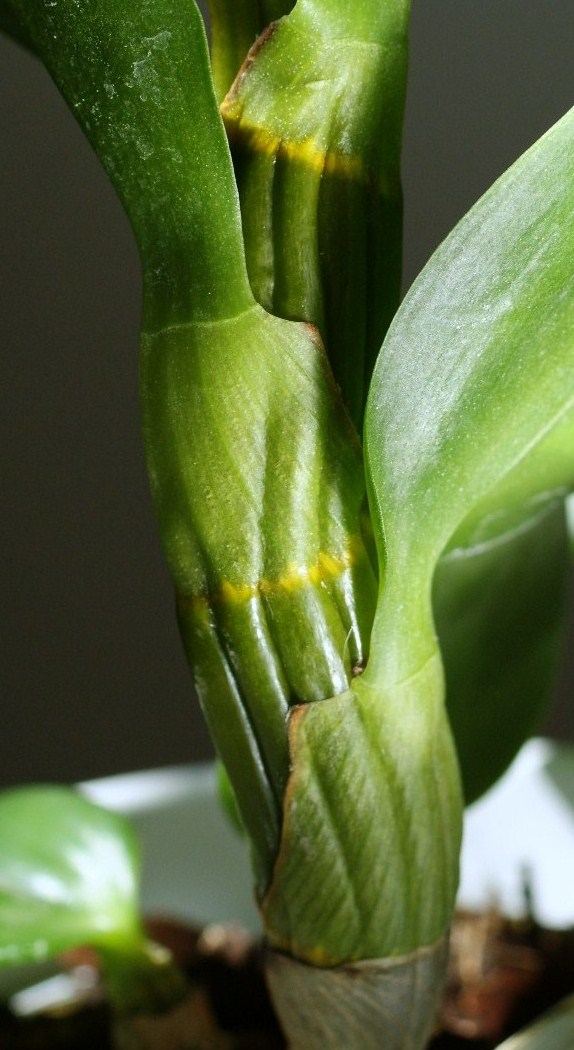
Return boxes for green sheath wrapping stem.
[218,0,573,814]
[141,305,378,887]
[222,0,410,429]
[261,657,461,965]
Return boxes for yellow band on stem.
[178,536,364,611]
[222,116,389,190]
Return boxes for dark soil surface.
[1,911,573,1049]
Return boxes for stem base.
[265,937,448,1050]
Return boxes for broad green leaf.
[222,0,409,427]
[496,996,574,1050]
[9,0,253,331]
[364,105,574,707]
[0,787,188,1015]
[0,786,142,967]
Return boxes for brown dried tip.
[222,22,279,111]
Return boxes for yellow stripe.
[179,536,363,611]
[223,114,373,186]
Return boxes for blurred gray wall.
[1,1,573,786]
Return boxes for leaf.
[364,105,574,768]
[436,501,570,802]
[0,785,143,968]
[495,996,574,1049]
[9,0,253,330]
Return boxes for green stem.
[292,0,408,43]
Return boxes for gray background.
[1,1,573,786]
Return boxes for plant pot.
[2,738,574,1048]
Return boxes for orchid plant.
[1,1,573,1048]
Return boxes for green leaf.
[496,996,574,1050]
[0,787,188,1015]
[0,786,143,968]
[436,501,570,802]
[364,99,574,799]
[222,0,410,428]
[9,0,253,330]
[364,105,574,760]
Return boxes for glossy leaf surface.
[0,786,142,967]
[364,106,574,767]
[9,0,253,330]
